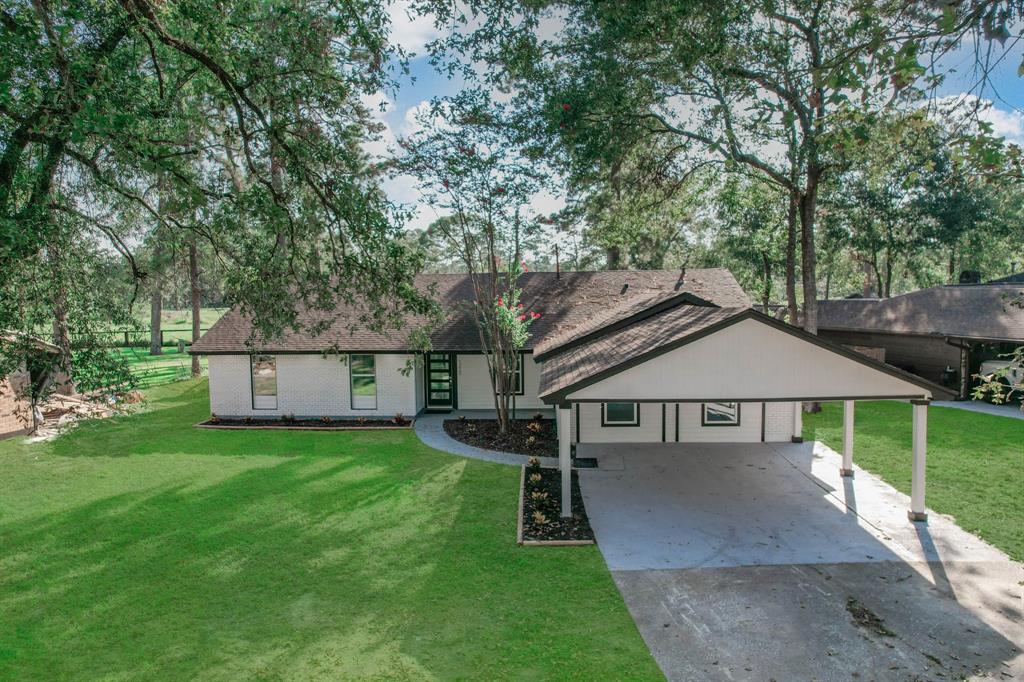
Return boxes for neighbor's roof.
[988,272,1024,284]
[190,269,750,354]
[817,284,1024,342]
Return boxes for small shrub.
[356,416,369,425]
[243,416,254,424]
[391,413,407,425]
[528,473,542,484]
[457,414,467,421]
[526,436,536,446]
[321,416,332,424]
[526,456,540,469]
[208,413,220,424]
[526,421,542,433]
[281,413,296,423]
[532,510,548,525]
[532,412,544,422]
[466,423,477,433]
[530,490,549,501]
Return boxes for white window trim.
[602,402,639,426]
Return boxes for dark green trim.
[424,352,457,410]
[661,403,666,441]
[533,292,717,361]
[574,404,580,444]
[760,402,766,442]
[540,309,954,404]
[600,402,640,427]
[674,403,679,442]
[910,398,932,406]
[701,402,741,427]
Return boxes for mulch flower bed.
[443,416,557,457]
[518,462,594,545]
[197,416,413,430]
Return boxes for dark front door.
[425,353,456,410]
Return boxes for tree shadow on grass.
[1,410,482,678]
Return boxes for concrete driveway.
[578,442,1024,681]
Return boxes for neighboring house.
[817,279,1024,399]
[193,268,952,521]
[0,335,60,439]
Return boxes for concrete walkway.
[933,399,1024,420]
[577,441,1024,681]
[413,410,558,467]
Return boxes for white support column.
[791,401,803,443]
[909,399,929,522]
[841,400,855,477]
[558,405,572,518]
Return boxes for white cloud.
[935,94,1024,144]
[387,1,443,56]
[979,104,1024,142]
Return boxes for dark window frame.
[349,353,377,411]
[250,354,278,410]
[601,402,640,427]
[701,402,741,427]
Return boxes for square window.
[602,402,639,426]
[702,402,740,426]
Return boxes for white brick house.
[192,269,951,520]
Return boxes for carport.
[535,308,951,521]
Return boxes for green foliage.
[70,345,137,396]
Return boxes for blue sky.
[374,4,1022,231]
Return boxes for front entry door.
[425,353,456,410]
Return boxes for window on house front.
[494,354,525,396]
[350,354,377,410]
[602,402,639,426]
[702,402,740,426]
[251,355,277,410]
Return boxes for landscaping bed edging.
[517,463,595,546]
[196,419,414,431]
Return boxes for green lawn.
[805,401,1024,561]
[0,379,659,680]
[115,347,207,389]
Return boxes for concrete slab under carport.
[578,441,1007,570]
[577,442,1023,681]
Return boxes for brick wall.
[207,353,419,419]
[0,369,30,438]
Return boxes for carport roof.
[537,307,953,402]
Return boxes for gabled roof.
[537,308,953,402]
[817,284,1024,342]
[190,269,750,354]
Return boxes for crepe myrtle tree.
[397,90,546,432]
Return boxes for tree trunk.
[49,232,74,395]
[150,240,163,356]
[189,239,202,377]
[785,190,798,324]
[799,180,820,336]
[606,244,622,270]
[761,252,772,311]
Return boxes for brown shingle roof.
[190,269,750,354]
[537,305,743,398]
[817,284,1024,342]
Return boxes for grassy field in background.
[0,379,658,680]
[115,348,207,389]
[805,400,1024,561]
